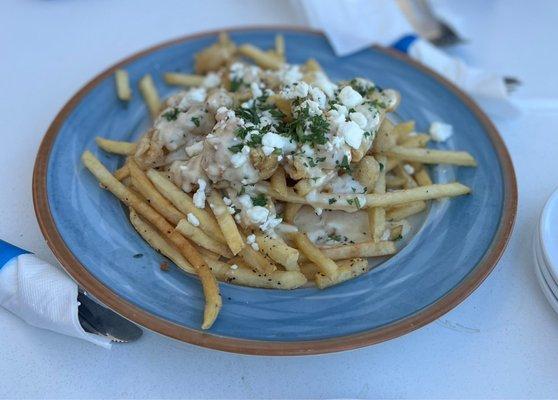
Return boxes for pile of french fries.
[86,33,477,329]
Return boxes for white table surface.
[1,0,557,398]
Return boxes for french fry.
[305,240,396,260]
[393,164,418,189]
[255,234,299,271]
[270,166,287,197]
[208,259,306,289]
[315,258,371,289]
[393,121,415,142]
[372,119,396,153]
[238,243,277,273]
[130,212,305,289]
[259,182,470,211]
[115,69,131,101]
[128,160,185,225]
[95,137,137,155]
[385,146,477,167]
[197,246,221,261]
[146,169,225,243]
[353,155,380,190]
[175,219,233,258]
[238,44,283,69]
[163,72,204,87]
[207,190,245,255]
[385,158,399,172]
[386,201,427,221]
[414,168,433,186]
[82,151,221,329]
[289,232,338,278]
[386,175,406,188]
[139,74,161,119]
[368,155,386,242]
[400,134,431,148]
[275,34,285,58]
[284,202,302,224]
[114,164,130,181]
[129,209,196,274]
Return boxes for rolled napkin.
[293,0,517,118]
[0,240,112,348]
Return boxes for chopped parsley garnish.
[246,133,262,147]
[162,108,179,121]
[235,103,260,125]
[230,78,243,92]
[228,144,244,154]
[379,162,385,172]
[328,198,337,205]
[273,148,282,155]
[235,126,249,140]
[350,79,376,97]
[251,193,267,207]
[338,155,351,173]
[191,116,200,127]
[307,156,325,167]
[370,99,387,109]
[354,197,361,209]
[363,131,371,138]
[277,105,329,146]
[328,234,342,242]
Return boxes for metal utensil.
[78,291,143,343]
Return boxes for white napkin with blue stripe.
[292,0,516,118]
[0,241,112,348]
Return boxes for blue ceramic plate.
[33,28,517,355]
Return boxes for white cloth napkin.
[292,0,517,118]
[0,253,112,348]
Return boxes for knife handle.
[0,239,30,269]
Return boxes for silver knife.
[78,290,143,343]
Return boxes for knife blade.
[78,291,143,343]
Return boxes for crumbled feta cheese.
[313,71,337,98]
[299,99,322,116]
[309,86,327,108]
[187,213,200,226]
[260,215,282,233]
[349,112,367,129]
[223,197,232,206]
[238,194,253,209]
[380,228,391,241]
[184,141,204,157]
[202,72,221,88]
[430,121,453,142]
[246,234,256,244]
[332,136,345,148]
[230,264,239,270]
[234,213,242,223]
[403,164,415,175]
[338,120,364,149]
[215,107,235,122]
[178,87,207,109]
[250,82,263,98]
[315,208,323,216]
[262,146,275,156]
[338,86,363,107]
[230,146,250,168]
[193,179,207,209]
[261,132,296,153]
[227,206,235,214]
[281,81,309,99]
[301,143,315,157]
[276,65,303,85]
[247,206,269,224]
